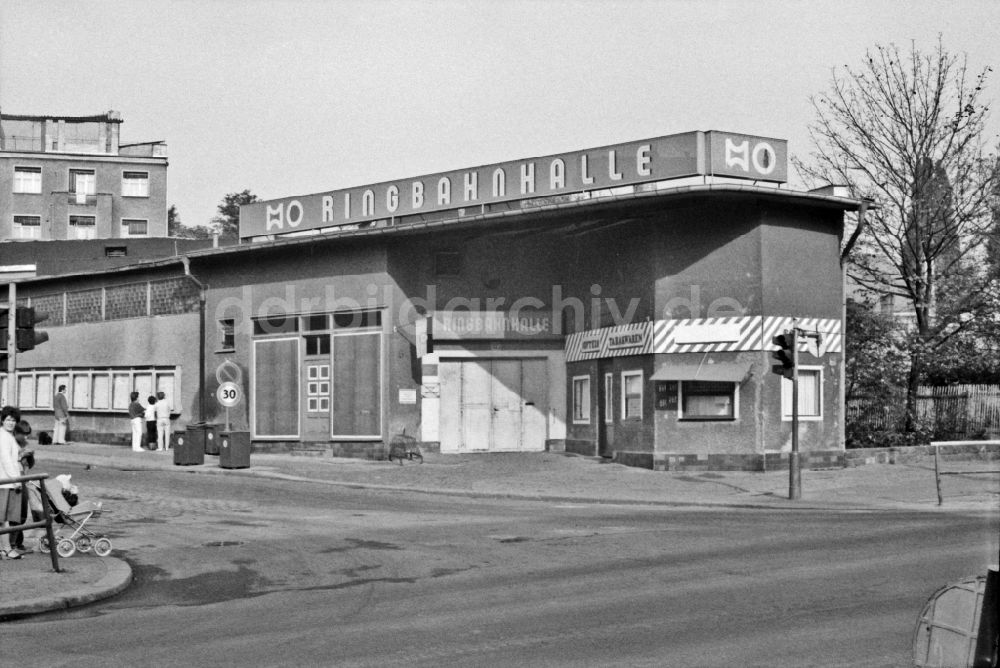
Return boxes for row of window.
[216,311,384,352]
[11,215,148,239]
[572,368,823,423]
[2,368,178,413]
[12,166,149,197]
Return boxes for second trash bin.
[219,431,251,469]
[187,423,220,455]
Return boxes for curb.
[0,558,133,620]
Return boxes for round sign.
[216,381,241,407]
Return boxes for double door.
[440,358,547,452]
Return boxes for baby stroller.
[27,475,113,558]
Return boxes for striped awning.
[650,361,752,382]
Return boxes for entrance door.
[597,361,614,457]
[302,361,331,440]
[440,358,549,452]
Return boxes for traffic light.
[14,306,48,352]
[771,329,796,379]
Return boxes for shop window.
[572,375,591,424]
[14,215,41,239]
[680,381,736,420]
[121,171,149,197]
[434,251,461,277]
[13,166,41,193]
[122,218,148,237]
[621,371,643,419]
[219,319,235,351]
[781,367,822,420]
[253,314,298,335]
[604,373,614,424]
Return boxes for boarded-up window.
[332,331,380,438]
[254,337,299,437]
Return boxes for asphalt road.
[6,461,997,667]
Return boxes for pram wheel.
[38,535,52,554]
[56,538,77,558]
[75,536,92,553]
[94,538,112,557]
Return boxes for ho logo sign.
[266,199,304,231]
[724,138,777,176]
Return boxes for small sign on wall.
[398,389,417,405]
[655,381,678,410]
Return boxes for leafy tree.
[796,39,1000,430]
[211,190,258,242]
[167,204,214,240]
[844,298,908,402]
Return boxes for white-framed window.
[603,373,613,424]
[34,375,52,409]
[621,370,643,420]
[781,367,823,420]
[13,215,41,239]
[572,375,591,424]
[70,215,96,239]
[15,368,179,412]
[680,381,737,420]
[13,166,41,194]
[122,218,148,237]
[69,169,96,194]
[121,171,149,197]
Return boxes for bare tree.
[795,38,1000,431]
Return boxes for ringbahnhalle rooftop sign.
[241,130,787,239]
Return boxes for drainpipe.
[181,256,207,423]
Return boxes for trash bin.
[186,422,220,455]
[219,431,251,469]
[172,431,204,466]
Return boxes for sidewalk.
[3,441,997,621]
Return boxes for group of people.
[0,405,37,559]
[129,391,171,452]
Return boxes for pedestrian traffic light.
[15,306,48,352]
[771,330,796,379]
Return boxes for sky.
[1,0,998,229]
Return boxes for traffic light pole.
[788,325,801,500]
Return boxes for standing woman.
[128,392,145,453]
[0,406,24,559]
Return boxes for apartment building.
[0,111,168,242]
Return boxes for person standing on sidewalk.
[155,391,171,451]
[144,395,158,450]
[128,392,145,452]
[0,406,24,559]
[53,384,69,444]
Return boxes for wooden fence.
[847,385,1000,440]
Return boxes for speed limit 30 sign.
[216,381,241,407]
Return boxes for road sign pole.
[789,321,801,500]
